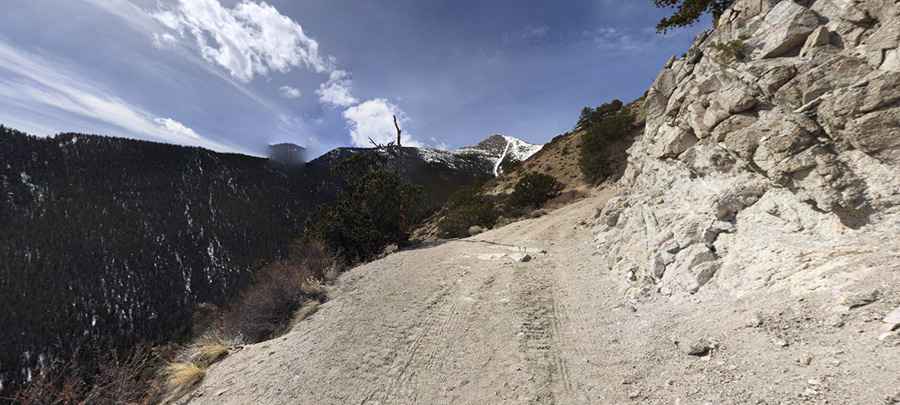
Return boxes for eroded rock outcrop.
[594,0,900,298]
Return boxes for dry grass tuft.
[163,362,205,395]
[300,277,326,297]
[290,300,321,328]
[191,343,229,368]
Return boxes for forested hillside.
[0,125,497,392]
[0,126,317,389]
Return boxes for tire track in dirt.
[513,260,572,405]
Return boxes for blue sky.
[0,0,705,157]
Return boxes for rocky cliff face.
[594,0,900,297]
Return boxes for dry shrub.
[190,344,229,369]
[162,362,204,398]
[300,277,326,297]
[11,346,163,405]
[323,265,340,283]
[289,239,335,277]
[289,300,322,329]
[223,240,335,343]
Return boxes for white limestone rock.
[754,1,822,59]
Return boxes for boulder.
[759,64,798,96]
[468,225,485,236]
[508,252,532,263]
[681,337,713,356]
[686,102,712,138]
[865,21,900,72]
[661,244,720,294]
[754,1,822,59]
[382,244,399,255]
[845,108,900,163]
[702,87,759,131]
[841,289,880,308]
[711,114,756,142]
[653,123,698,158]
[751,112,820,173]
[799,26,832,57]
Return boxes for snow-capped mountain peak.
[458,134,543,176]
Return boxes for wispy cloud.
[278,85,302,99]
[0,40,239,153]
[582,25,698,53]
[82,0,292,118]
[583,27,646,52]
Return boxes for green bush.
[508,172,562,210]
[710,39,747,64]
[308,153,424,263]
[578,101,633,184]
[438,186,500,238]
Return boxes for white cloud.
[153,0,329,82]
[343,99,421,147]
[0,40,239,153]
[152,32,178,49]
[154,117,202,140]
[316,69,358,107]
[278,85,302,99]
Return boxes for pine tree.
[577,107,593,130]
[653,0,734,33]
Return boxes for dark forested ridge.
[0,126,316,389]
[0,126,492,391]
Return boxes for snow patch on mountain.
[447,134,543,177]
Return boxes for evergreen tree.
[577,107,593,130]
[653,0,734,33]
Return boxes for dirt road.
[185,191,900,404]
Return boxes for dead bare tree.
[366,115,405,171]
[393,115,402,148]
[367,115,403,150]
